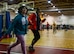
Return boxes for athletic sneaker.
[29,46,35,51]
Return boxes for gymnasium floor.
[0,29,74,54]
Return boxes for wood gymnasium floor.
[0,29,74,54]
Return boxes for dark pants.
[31,29,40,47]
[7,35,26,54]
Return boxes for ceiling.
[0,0,74,15]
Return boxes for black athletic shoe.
[29,46,35,52]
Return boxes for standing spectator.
[46,22,50,31]
[52,21,57,34]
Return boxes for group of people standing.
[0,5,57,54]
[0,6,42,54]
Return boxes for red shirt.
[47,23,49,27]
[28,13,37,30]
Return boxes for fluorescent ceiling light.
[41,12,44,14]
[48,0,51,3]
[53,6,56,8]
[48,1,51,3]
[22,4,26,6]
[31,8,34,10]
[58,11,61,13]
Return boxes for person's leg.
[53,28,55,34]
[30,30,40,48]
[7,37,20,54]
[17,35,26,54]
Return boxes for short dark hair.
[18,6,28,14]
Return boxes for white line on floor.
[0,51,22,54]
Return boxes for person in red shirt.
[46,22,50,31]
[28,13,37,30]
[28,12,40,51]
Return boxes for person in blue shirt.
[4,6,28,54]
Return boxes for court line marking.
[0,43,74,51]
[34,46,74,51]
[0,51,22,54]
[0,46,74,54]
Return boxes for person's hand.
[41,18,46,23]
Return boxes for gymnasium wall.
[9,11,74,25]
[42,15,74,25]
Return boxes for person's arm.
[28,14,34,25]
[5,16,18,34]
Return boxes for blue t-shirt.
[6,13,28,35]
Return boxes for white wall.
[42,16,54,25]
[10,11,74,25]
[43,14,74,25]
